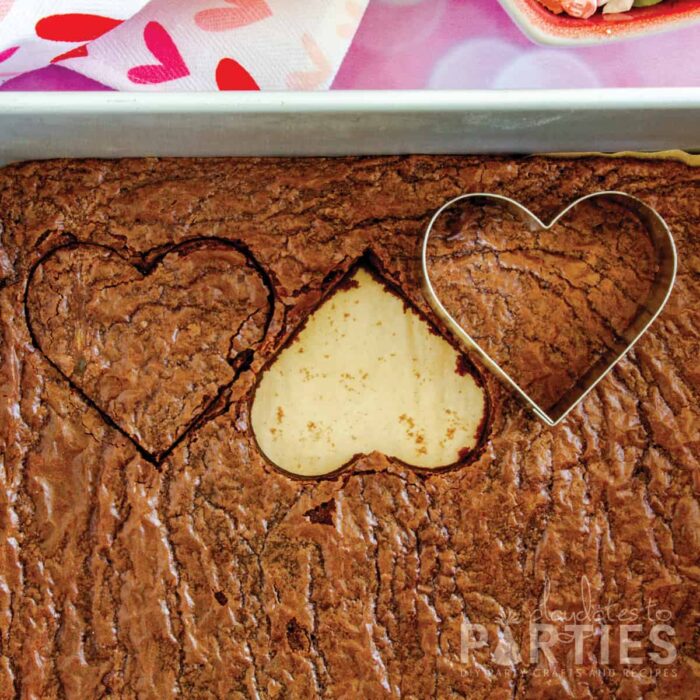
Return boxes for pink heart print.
[195,0,272,32]
[0,45,18,63]
[128,21,189,84]
[0,0,14,23]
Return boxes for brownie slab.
[0,156,698,699]
[424,194,659,412]
[26,239,271,462]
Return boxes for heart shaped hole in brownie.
[251,259,489,479]
[423,195,662,418]
[26,238,272,463]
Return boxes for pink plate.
[498,0,700,44]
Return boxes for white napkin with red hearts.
[0,0,369,89]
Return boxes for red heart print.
[51,44,88,64]
[36,14,122,42]
[128,22,189,85]
[0,46,18,63]
[195,0,271,32]
[216,58,259,90]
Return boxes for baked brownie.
[425,194,659,412]
[0,156,698,699]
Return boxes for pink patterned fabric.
[0,0,369,89]
[1,0,699,90]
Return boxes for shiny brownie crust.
[0,156,698,699]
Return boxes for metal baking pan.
[0,89,699,164]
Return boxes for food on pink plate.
[537,0,664,18]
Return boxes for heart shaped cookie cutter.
[421,192,677,426]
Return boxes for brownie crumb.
[304,499,336,526]
[455,354,473,377]
[286,619,310,652]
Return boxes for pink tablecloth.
[2,0,700,90]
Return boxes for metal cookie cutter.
[421,191,677,426]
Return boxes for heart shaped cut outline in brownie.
[25,237,274,465]
[421,191,677,426]
[249,252,492,481]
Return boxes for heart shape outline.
[35,13,122,42]
[24,237,274,466]
[215,57,259,90]
[128,21,189,85]
[0,45,18,63]
[421,191,677,426]
[194,0,272,32]
[249,252,492,481]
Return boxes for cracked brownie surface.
[25,240,272,462]
[425,195,659,412]
[0,156,698,699]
